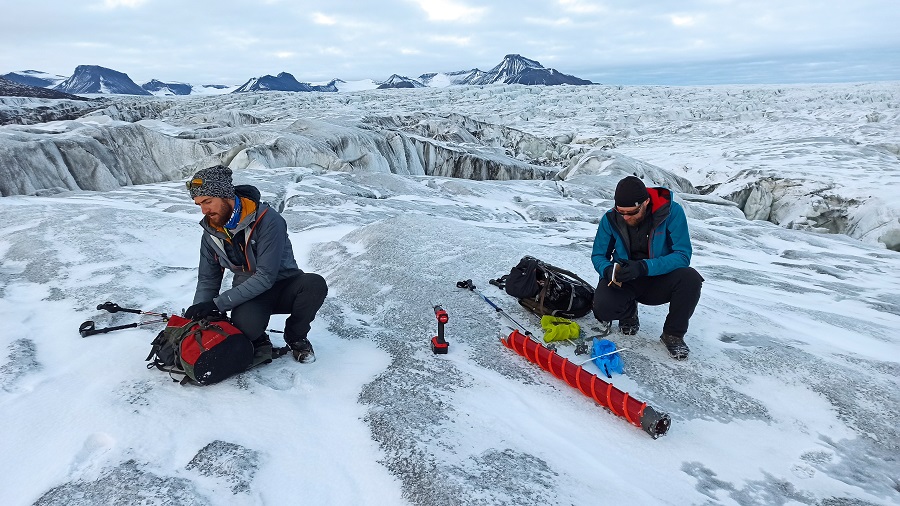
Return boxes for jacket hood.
[647,187,672,228]
[235,184,261,203]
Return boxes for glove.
[184,300,219,320]
[616,260,648,283]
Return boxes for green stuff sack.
[541,315,580,343]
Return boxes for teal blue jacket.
[591,187,692,278]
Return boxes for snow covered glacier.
[1,82,898,250]
[1,83,899,505]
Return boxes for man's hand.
[184,300,219,320]
[616,260,648,283]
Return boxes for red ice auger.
[457,279,671,439]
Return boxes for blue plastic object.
[592,338,624,378]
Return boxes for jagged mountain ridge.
[233,72,339,93]
[6,53,591,97]
[466,54,593,85]
[1,70,66,88]
[141,79,193,96]
[54,65,150,96]
[419,69,486,86]
[234,72,313,93]
[0,77,88,100]
[377,74,425,89]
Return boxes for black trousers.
[231,272,328,344]
[592,267,703,338]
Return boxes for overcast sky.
[2,0,899,85]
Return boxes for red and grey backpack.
[146,315,255,385]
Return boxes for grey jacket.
[193,185,301,311]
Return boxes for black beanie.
[187,165,235,199]
[614,176,649,208]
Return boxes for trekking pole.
[456,279,538,341]
[79,317,169,337]
[96,301,169,319]
[576,347,629,366]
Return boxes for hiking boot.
[289,337,316,364]
[251,334,274,361]
[592,321,613,338]
[660,333,690,360]
[251,334,273,350]
[619,313,640,335]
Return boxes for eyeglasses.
[616,202,645,216]
[185,178,203,190]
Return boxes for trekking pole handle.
[457,279,536,338]
[96,301,168,318]
[79,317,169,337]
[97,302,141,314]
[80,321,139,337]
[457,279,503,309]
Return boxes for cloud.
[429,35,472,46]
[312,12,337,25]
[317,46,347,57]
[274,51,295,59]
[102,0,148,8]
[307,11,381,33]
[524,16,573,27]
[206,29,261,50]
[669,14,697,27]
[409,0,487,22]
[71,41,110,49]
[557,0,606,14]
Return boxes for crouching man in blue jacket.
[184,165,328,363]
[591,176,703,360]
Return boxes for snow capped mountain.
[376,74,425,89]
[333,79,378,92]
[233,72,339,93]
[416,55,591,87]
[419,69,486,87]
[199,84,232,90]
[53,65,150,96]
[0,77,88,100]
[11,54,589,97]
[233,72,313,93]
[140,80,239,96]
[141,79,193,96]
[468,54,593,86]
[188,84,241,96]
[0,70,66,88]
[309,78,340,93]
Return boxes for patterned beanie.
[187,165,235,199]
[614,176,649,208]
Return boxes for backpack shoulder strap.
[541,260,593,287]
[489,275,508,289]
